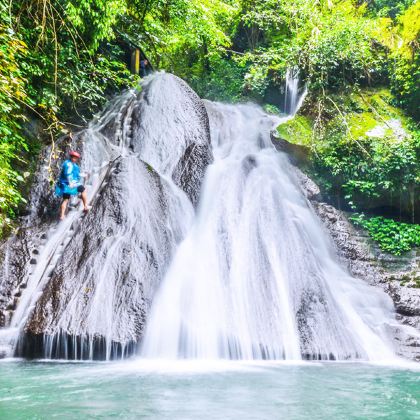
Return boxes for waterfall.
[141,102,397,361]
[0,72,403,361]
[284,68,306,116]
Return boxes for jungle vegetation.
[0,0,419,252]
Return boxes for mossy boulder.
[340,88,413,141]
[277,88,414,146]
[276,115,313,147]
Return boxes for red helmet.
[69,150,81,158]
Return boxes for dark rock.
[15,331,137,360]
[17,157,182,359]
[293,168,322,201]
[130,74,212,206]
[173,143,212,206]
[6,300,17,311]
[388,281,420,317]
[272,133,310,168]
[0,131,86,328]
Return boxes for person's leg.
[59,198,69,220]
[81,190,89,211]
[78,186,89,212]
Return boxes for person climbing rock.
[56,150,89,220]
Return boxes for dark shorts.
[63,185,85,200]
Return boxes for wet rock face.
[272,135,310,169]
[1,73,213,359]
[293,166,420,361]
[169,77,212,205]
[388,282,420,338]
[0,134,85,328]
[19,157,181,359]
[0,233,31,327]
[172,143,212,206]
[131,74,212,206]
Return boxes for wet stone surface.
[293,166,420,361]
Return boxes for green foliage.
[368,0,415,18]
[351,214,420,255]
[66,0,127,50]
[278,87,419,237]
[290,1,386,91]
[190,56,246,102]
[310,90,419,215]
[0,10,29,234]
[14,1,134,124]
[388,2,420,119]
[0,0,138,234]
[315,130,418,206]
[126,0,235,81]
[263,104,281,115]
[219,0,391,100]
[182,0,420,118]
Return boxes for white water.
[0,72,405,362]
[0,93,137,357]
[1,74,208,359]
[141,100,397,361]
[284,68,306,116]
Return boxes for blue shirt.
[59,159,81,186]
[55,159,81,196]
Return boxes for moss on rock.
[277,88,415,147]
[347,112,378,139]
[340,88,413,140]
[276,115,313,146]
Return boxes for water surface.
[1,360,419,419]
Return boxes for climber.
[56,150,89,220]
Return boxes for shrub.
[351,214,420,255]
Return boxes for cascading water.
[141,101,398,361]
[284,68,306,116]
[0,73,211,359]
[0,71,410,362]
[0,95,128,357]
